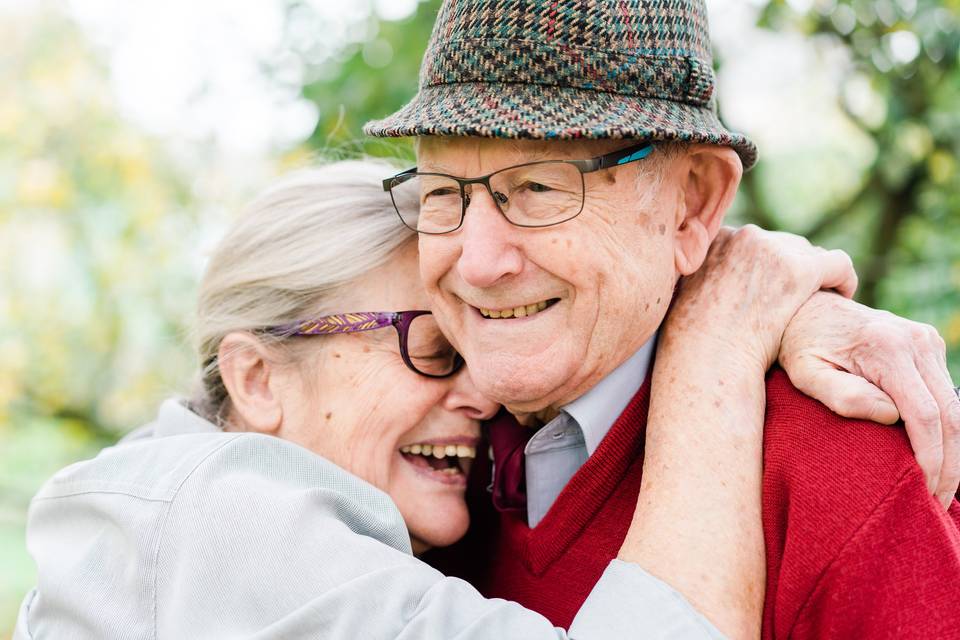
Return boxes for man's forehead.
[416,136,625,172]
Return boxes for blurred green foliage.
[0,8,199,635]
[739,0,960,359]
[1,0,958,636]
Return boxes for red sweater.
[433,368,960,638]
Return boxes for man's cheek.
[418,238,452,286]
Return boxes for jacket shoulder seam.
[151,434,245,640]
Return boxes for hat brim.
[364,82,757,170]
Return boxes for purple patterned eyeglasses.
[263,310,464,379]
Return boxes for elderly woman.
[13,160,952,639]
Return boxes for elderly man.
[366,1,960,637]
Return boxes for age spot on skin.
[334,353,342,359]
[325,412,332,420]
[658,224,666,236]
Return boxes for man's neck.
[508,334,658,437]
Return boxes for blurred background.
[0,0,958,634]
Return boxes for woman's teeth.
[400,443,477,459]
[479,299,549,319]
[400,443,476,477]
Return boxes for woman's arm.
[149,434,719,640]
[18,431,721,639]
[618,226,859,639]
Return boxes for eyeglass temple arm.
[383,170,419,191]
[267,312,399,336]
[580,142,656,172]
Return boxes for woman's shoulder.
[33,398,407,544]
[19,406,420,639]
[37,411,405,539]
[35,433,235,502]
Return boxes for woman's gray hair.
[191,159,416,423]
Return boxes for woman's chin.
[401,501,470,551]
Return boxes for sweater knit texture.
[431,368,960,639]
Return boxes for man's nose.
[456,186,524,288]
[443,365,500,421]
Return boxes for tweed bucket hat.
[364,0,758,169]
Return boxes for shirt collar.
[562,333,657,455]
[154,398,220,437]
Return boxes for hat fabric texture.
[364,0,757,169]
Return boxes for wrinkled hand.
[780,292,960,509]
[667,225,858,375]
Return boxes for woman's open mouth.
[399,441,477,486]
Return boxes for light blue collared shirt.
[525,335,657,527]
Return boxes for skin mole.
[782,277,797,296]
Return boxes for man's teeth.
[399,443,477,459]
[479,300,549,319]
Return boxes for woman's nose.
[442,365,500,420]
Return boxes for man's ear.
[673,145,743,275]
[217,332,283,434]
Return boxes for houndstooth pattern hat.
[364,0,758,169]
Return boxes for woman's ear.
[217,332,283,434]
[673,144,743,275]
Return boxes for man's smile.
[477,298,560,319]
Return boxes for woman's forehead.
[333,241,430,311]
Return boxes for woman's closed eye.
[410,350,455,362]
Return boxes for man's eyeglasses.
[382,141,655,235]
[262,310,463,378]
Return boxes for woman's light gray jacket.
[14,399,724,639]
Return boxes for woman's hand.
[780,292,960,508]
[664,224,858,377]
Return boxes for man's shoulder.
[760,366,936,582]
[762,366,918,501]
[760,368,960,638]
[759,366,929,571]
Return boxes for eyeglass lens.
[392,161,585,233]
[403,313,460,376]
